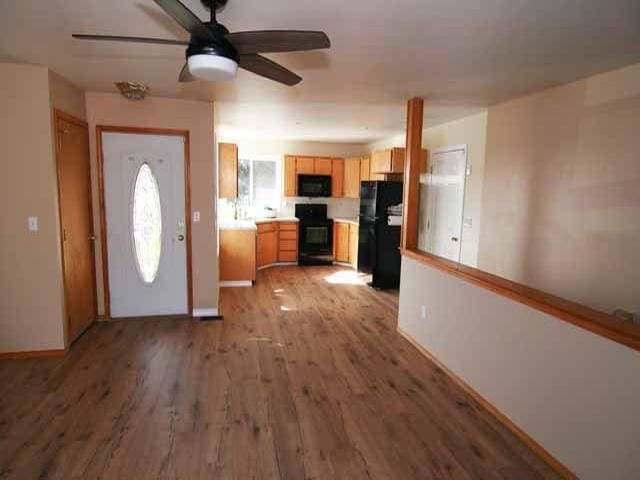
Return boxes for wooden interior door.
[55,111,96,343]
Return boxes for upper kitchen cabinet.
[370,147,429,174]
[296,156,315,174]
[314,157,333,175]
[218,143,238,199]
[360,156,371,181]
[331,158,344,197]
[283,155,346,197]
[284,155,297,197]
[344,157,361,198]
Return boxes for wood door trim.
[401,247,640,351]
[54,109,97,346]
[96,125,193,318]
[397,327,577,479]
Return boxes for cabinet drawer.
[257,222,277,233]
[279,230,297,240]
[278,250,298,262]
[279,239,297,251]
[279,222,297,231]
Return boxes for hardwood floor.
[0,266,560,479]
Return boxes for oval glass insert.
[132,163,162,284]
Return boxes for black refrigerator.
[358,181,403,289]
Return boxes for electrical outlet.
[421,305,427,320]
[28,216,38,232]
[193,211,200,223]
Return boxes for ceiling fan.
[73,0,330,86]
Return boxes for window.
[132,163,162,284]
[236,156,281,218]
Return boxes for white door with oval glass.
[102,132,188,317]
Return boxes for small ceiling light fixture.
[115,82,150,100]
[187,53,238,82]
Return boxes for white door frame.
[97,125,192,319]
[425,144,468,262]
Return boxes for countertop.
[333,217,359,226]
[219,217,299,231]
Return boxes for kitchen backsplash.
[279,197,360,219]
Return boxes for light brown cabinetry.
[334,220,359,269]
[218,143,238,199]
[257,222,278,267]
[360,156,371,181]
[296,156,315,174]
[284,155,297,197]
[278,222,298,262]
[220,229,256,281]
[331,158,344,197]
[370,147,429,175]
[314,157,333,175]
[257,221,299,267]
[283,155,346,197]
[334,222,350,263]
[343,157,361,198]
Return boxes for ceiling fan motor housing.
[186,34,239,81]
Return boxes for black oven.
[295,204,333,265]
[298,175,331,197]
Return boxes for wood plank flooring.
[0,266,561,479]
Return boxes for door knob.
[451,237,459,242]
[177,234,185,242]
[88,234,96,241]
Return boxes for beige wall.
[368,112,488,266]
[398,256,640,479]
[85,92,217,315]
[48,70,86,121]
[0,63,66,352]
[479,63,640,314]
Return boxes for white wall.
[398,256,640,479]
[368,112,488,266]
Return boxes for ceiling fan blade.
[239,54,302,86]
[72,34,189,46]
[227,30,330,54]
[152,0,215,41]
[179,63,196,82]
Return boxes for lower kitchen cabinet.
[334,221,359,269]
[220,229,256,281]
[257,223,278,267]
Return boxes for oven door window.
[305,226,328,245]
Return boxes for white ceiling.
[2,0,640,143]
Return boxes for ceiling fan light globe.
[187,54,238,81]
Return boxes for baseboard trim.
[333,261,356,269]
[192,308,219,317]
[0,349,66,360]
[257,262,297,271]
[397,327,577,480]
[220,280,253,287]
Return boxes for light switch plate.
[193,211,200,223]
[28,216,38,232]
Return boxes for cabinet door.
[284,155,297,196]
[296,156,315,174]
[391,147,406,173]
[220,230,256,281]
[331,158,344,197]
[360,156,371,181]
[314,157,333,175]
[370,149,391,174]
[349,223,359,268]
[335,223,350,263]
[218,143,238,198]
[257,228,278,267]
[343,157,361,198]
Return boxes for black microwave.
[298,175,332,197]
